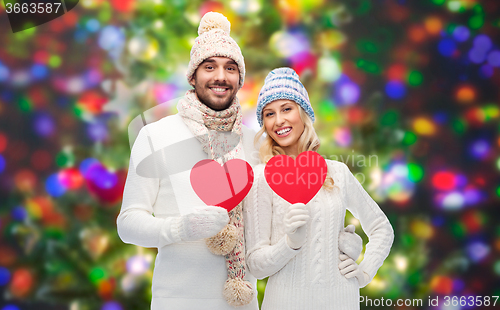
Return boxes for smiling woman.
[245,67,394,310]
[262,99,305,157]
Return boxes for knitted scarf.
[177,90,254,306]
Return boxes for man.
[117,12,260,309]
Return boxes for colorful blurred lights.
[87,121,109,142]
[45,173,67,197]
[391,164,409,178]
[467,241,490,263]
[456,85,476,103]
[487,50,500,67]
[30,64,48,80]
[86,19,100,32]
[432,171,456,191]
[10,268,33,298]
[407,163,424,182]
[387,64,406,82]
[318,56,341,82]
[80,158,100,176]
[101,301,123,310]
[411,220,434,239]
[425,17,443,35]
[413,117,436,136]
[337,81,360,105]
[463,188,482,205]
[0,62,9,82]
[407,71,423,86]
[469,48,487,64]
[11,206,27,221]
[333,127,351,147]
[447,0,463,12]
[385,81,406,99]
[453,25,470,42]
[0,267,10,286]
[473,34,492,52]
[442,192,464,210]
[0,155,5,174]
[470,139,490,160]
[431,275,453,295]
[394,255,408,272]
[438,38,456,57]
[270,31,309,59]
[34,113,56,137]
[480,64,494,78]
[98,26,125,51]
[494,260,500,276]
[126,255,150,275]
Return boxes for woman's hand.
[338,253,370,287]
[338,224,363,260]
[283,203,310,250]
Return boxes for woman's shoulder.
[325,158,348,171]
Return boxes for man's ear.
[189,77,195,87]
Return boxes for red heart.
[190,159,254,212]
[264,151,327,204]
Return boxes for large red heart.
[190,159,254,212]
[264,151,327,204]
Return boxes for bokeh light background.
[1,0,500,309]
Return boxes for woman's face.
[262,99,305,157]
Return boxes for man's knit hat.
[256,67,315,127]
[187,12,245,89]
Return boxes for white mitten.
[178,206,229,241]
[338,253,370,288]
[338,224,363,260]
[283,203,310,250]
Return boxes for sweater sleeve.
[244,165,300,280]
[340,162,394,283]
[116,127,182,248]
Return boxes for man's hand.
[178,206,229,241]
[284,203,310,250]
[338,253,370,287]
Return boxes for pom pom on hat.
[198,12,231,35]
[187,12,245,89]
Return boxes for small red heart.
[264,151,327,204]
[190,159,254,212]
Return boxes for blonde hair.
[254,104,334,190]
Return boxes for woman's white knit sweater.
[244,160,394,310]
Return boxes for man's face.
[190,57,240,111]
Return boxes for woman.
[244,68,394,309]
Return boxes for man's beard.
[195,82,237,111]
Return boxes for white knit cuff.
[158,217,183,248]
[358,259,378,282]
[278,236,303,259]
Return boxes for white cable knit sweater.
[117,114,260,310]
[244,160,394,310]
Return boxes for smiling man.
[117,12,260,310]
[190,57,240,111]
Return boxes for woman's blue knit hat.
[256,67,315,127]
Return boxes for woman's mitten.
[338,224,363,260]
